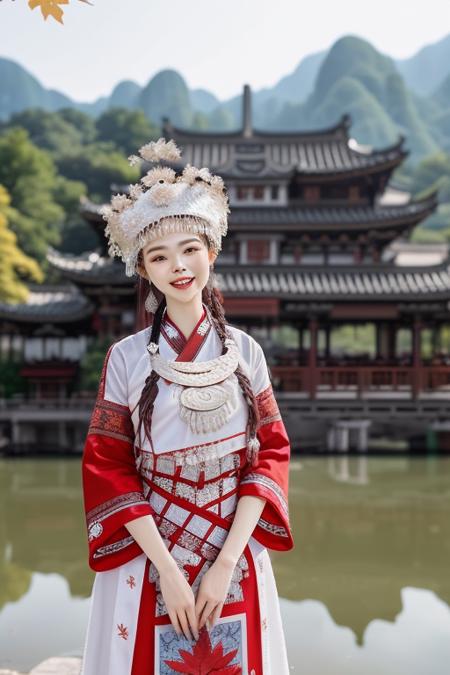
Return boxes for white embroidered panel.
[185,515,211,538]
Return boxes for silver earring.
[145,286,159,314]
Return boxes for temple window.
[304,185,320,202]
[247,240,271,263]
[236,185,265,200]
[349,185,360,202]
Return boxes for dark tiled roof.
[229,195,437,230]
[163,116,406,177]
[47,248,131,285]
[81,194,436,234]
[0,285,94,323]
[216,261,450,301]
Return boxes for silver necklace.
[147,337,240,434]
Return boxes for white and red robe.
[81,309,294,675]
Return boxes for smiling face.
[138,229,217,307]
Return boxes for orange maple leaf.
[28,0,92,24]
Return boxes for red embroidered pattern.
[117,623,129,640]
[88,399,134,442]
[256,385,281,427]
[86,491,148,528]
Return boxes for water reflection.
[0,572,89,671]
[0,456,449,673]
[282,587,450,675]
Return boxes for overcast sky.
[0,0,449,103]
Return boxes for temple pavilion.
[1,85,449,452]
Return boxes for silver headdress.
[101,137,230,276]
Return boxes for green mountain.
[395,33,450,96]
[271,36,439,161]
[1,32,450,162]
[0,57,72,121]
[433,72,450,109]
[190,89,220,115]
[109,80,141,109]
[138,69,193,128]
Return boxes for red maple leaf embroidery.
[117,623,129,640]
[164,626,241,674]
[126,575,136,589]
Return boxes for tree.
[58,108,97,144]
[56,142,139,202]
[411,152,450,201]
[0,185,43,303]
[0,127,67,265]
[96,108,159,156]
[4,108,84,156]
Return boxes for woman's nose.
[172,257,186,273]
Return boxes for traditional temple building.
[1,85,449,452]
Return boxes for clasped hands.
[159,554,236,641]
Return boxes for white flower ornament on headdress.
[128,138,182,166]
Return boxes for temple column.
[11,418,21,446]
[388,323,397,361]
[336,426,349,452]
[431,323,439,356]
[325,326,331,361]
[298,325,305,366]
[376,322,390,359]
[308,318,318,399]
[412,316,423,399]
[58,421,68,450]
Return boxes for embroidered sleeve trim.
[86,491,148,529]
[258,518,289,538]
[98,343,113,399]
[88,399,135,442]
[93,535,135,559]
[255,385,281,427]
[240,472,289,519]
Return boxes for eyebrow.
[144,238,201,255]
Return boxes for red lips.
[170,276,195,289]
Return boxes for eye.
[184,246,200,254]
[150,255,166,262]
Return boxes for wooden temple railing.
[1,367,450,408]
[270,365,450,397]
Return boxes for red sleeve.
[82,343,154,571]
[238,384,294,551]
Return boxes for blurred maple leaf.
[28,0,93,24]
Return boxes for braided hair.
[135,274,260,466]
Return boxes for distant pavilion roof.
[229,194,437,232]
[162,86,407,179]
[47,248,129,285]
[216,260,450,301]
[45,246,450,302]
[80,192,437,235]
[0,285,94,323]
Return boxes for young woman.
[81,138,294,675]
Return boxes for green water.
[0,456,449,674]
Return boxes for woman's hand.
[159,563,199,641]
[195,556,235,630]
